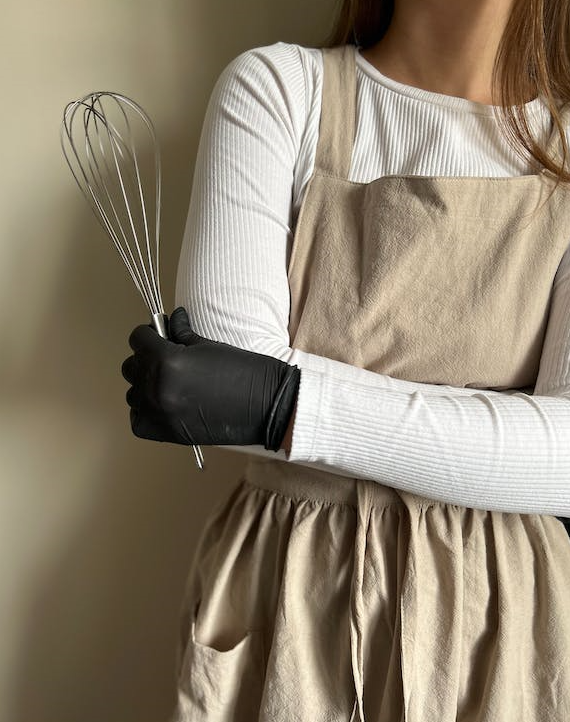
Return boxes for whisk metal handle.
[151,312,205,471]
[151,312,170,341]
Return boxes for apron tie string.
[349,480,374,722]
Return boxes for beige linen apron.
[171,45,570,722]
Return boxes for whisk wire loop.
[96,95,159,315]
[86,97,160,314]
[82,105,155,310]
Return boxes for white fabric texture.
[174,41,570,516]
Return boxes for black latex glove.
[121,306,301,451]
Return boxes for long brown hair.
[324,0,570,198]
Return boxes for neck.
[360,0,517,105]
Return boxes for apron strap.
[315,45,357,178]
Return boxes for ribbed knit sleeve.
[175,41,570,517]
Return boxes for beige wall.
[0,1,333,720]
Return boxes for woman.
[121,0,570,719]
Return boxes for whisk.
[60,91,205,471]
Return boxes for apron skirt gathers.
[170,45,570,721]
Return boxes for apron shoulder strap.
[314,45,357,178]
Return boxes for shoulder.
[204,42,324,146]
[214,42,323,112]
[220,41,323,85]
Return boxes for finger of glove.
[129,323,164,353]
[130,406,180,444]
[121,355,137,383]
[125,385,137,408]
[130,406,155,440]
[169,306,198,345]
[130,407,155,441]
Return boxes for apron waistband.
[242,455,404,508]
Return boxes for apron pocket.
[176,598,265,722]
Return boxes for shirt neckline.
[355,47,545,117]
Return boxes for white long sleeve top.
[174,41,570,517]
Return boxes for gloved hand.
[121,306,301,451]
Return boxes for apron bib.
[171,45,570,722]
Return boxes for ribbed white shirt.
[175,41,570,516]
